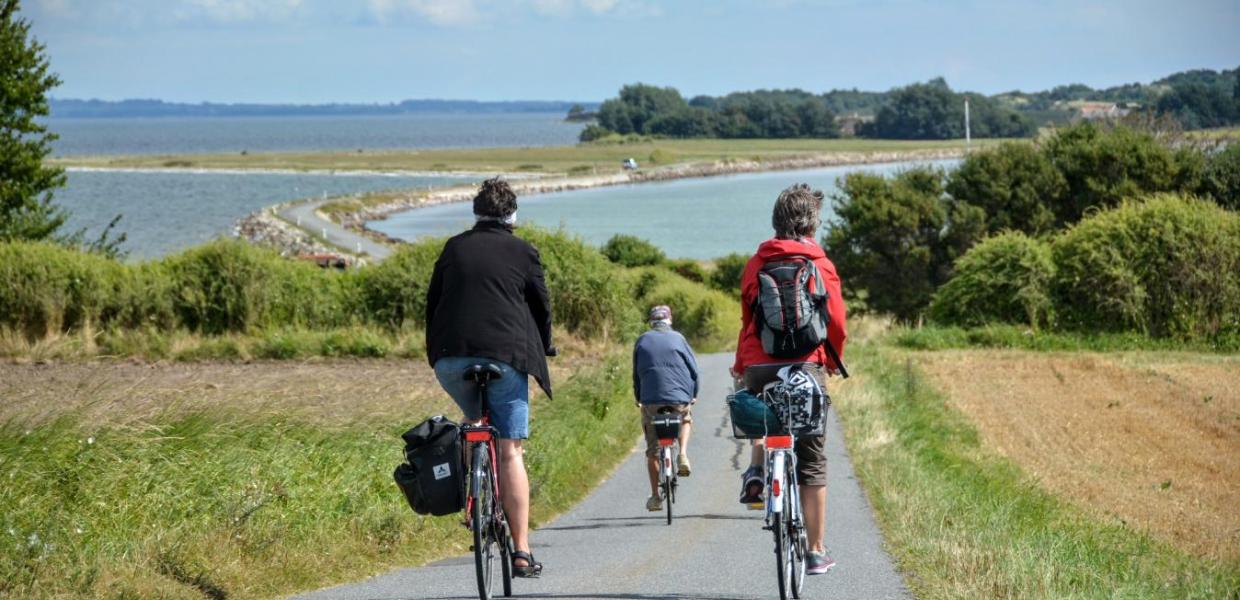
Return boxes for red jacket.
[732,237,847,375]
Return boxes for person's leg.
[801,484,826,552]
[496,439,532,562]
[676,405,693,476]
[640,405,661,502]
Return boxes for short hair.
[772,183,824,239]
[473,177,518,218]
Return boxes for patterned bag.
[761,365,827,436]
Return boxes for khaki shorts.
[743,364,828,487]
[640,404,693,458]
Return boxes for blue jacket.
[632,324,699,405]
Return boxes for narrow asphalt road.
[293,353,909,600]
[278,199,393,260]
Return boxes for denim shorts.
[434,356,530,439]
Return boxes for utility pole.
[964,96,972,149]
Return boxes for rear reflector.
[657,439,676,447]
[464,430,491,442]
[772,479,781,497]
[766,435,793,449]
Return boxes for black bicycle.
[460,363,514,600]
[651,408,683,525]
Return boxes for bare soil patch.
[914,350,1240,562]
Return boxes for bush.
[708,253,749,296]
[355,239,444,330]
[629,266,740,352]
[578,124,613,143]
[929,232,1056,329]
[648,148,675,165]
[518,227,641,341]
[1051,193,1240,339]
[1201,143,1240,210]
[667,258,706,283]
[0,241,121,337]
[824,167,980,321]
[945,142,1065,235]
[1043,123,1181,225]
[601,234,666,267]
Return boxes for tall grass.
[0,356,639,599]
[833,340,1240,599]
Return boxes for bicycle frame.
[763,435,799,519]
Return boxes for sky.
[22,0,1240,104]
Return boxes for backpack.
[752,256,830,359]
[392,415,465,516]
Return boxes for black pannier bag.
[393,415,464,516]
[651,415,682,441]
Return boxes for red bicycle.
[460,363,514,600]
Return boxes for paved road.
[294,354,908,600]
[278,199,393,260]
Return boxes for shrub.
[929,232,1055,329]
[1201,143,1240,210]
[0,241,121,337]
[355,239,444,330]
[629,266,740,352]
[824,167,980,321]
[1051,193,1240,339]
[708,253,749,296]
[567,164,594,176]
[945,142,1065,235]
[518,227,641,341]
[667,258,707,283]
[578,124,613,143]
[1043,123,1180,225]
[601,234,666,267]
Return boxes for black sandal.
[511,550,543,578]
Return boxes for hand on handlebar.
[545,346,558,357]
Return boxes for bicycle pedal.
[746,502,764,511]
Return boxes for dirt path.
[914,350,1240,561]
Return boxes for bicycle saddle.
[462,363,504,382]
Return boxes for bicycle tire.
[472,447,495,600]
[788,463,806,598]
[775,488,790,600]
[499,519,513,597]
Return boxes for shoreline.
[237,148,965,260]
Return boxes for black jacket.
[425,222,553,398]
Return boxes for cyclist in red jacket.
[731,183,847,575]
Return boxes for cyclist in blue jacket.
[632,305,699,512]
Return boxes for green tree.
[1,0,67,242]
[823,167,981,321]
[1042,122,1180,225]
[945,142,1066,235]
[1202,143,1240,210]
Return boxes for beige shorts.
[640,404,692,458]
[743,364,828,487]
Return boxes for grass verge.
[892,324,1240,353]
[0,354,639,599]
[832,339,1240,599]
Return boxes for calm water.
[48,113,584,156]
[60,170,473,258]
[371,160,958,259]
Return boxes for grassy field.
[51,137,997,175]
[832,327,1240,599]
[0,342,640,599]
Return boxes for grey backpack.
[752,256,830,359]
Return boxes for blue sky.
[23,0,1240,103]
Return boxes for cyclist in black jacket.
[425,177,553,577]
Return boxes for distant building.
[1076,102,1130,121]
[836,113,875,137]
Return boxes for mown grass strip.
[892,324,1240,354]
[0,355,639,599]
[833,341,1240,599]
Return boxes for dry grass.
[914,350,1240,562]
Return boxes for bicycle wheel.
[788,465,806,598]
[498,518,513,597]
[472,447,495,600]
[774,489,790,600]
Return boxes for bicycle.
[459,363,514,600]
[650,409,683,526]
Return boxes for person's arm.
[632,342,642,406]
[681,335,700,400]
[731,256,760,376]
[524,246,553,353]
[424,250,446,365]
[819,257,848,371]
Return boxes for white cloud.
[174,0,305,23]
[525,0,660,18]
[368,0,481,26]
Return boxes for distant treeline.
[582,67,1240,141]
[49,98,601,119]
